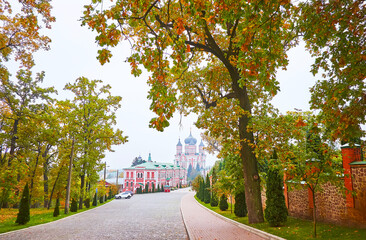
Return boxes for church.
[175,132,207,176]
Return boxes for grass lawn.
[0,198,114,234]
[195,196,366,239]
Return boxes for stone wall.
[286,164,366,228]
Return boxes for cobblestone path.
[1,188,189,240]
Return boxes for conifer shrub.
[157,184,160,192]
[15,183,30,225]
[204,174,211,204]
[219,194,228,211]
[70,198,78,212]
[234,190,247,217]
[265,168,288,227]
[210,192,218,207]
[99,196,104,203]
[84,198,90,208]
[92,193,97,206]
[152,183,155,193]
[53,198,60,217]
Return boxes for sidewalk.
[180,191,284,240]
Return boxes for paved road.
[1,188,189,240]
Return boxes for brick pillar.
[341,145,361,208]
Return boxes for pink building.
[175,132,206,175]
[123,154,187,193]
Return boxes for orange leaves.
[295,117,307,128]
[176,17,185,35]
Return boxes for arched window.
[126,182,129,187]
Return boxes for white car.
[115,192,132,199]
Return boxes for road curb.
[193,197,286,240]
[0,199,115,237]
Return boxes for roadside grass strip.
[194,195,366,240]
[0,198,114,234]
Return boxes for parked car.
[115,192,132,199]
[123,191,134,196]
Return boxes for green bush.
[84,198,90,208]
[210,192,218,207]
[99,196,104,204]
[15,183,30,225]
[265,168,288,227]
[92,193,97,206]
[53,198,60,217]
[219,194,228,211]
[234,190,247,217]
[70,198,78,212]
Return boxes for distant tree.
[187,164,193,178]
[53,198,60,217]
[92,193,97,206]
[234,190,247,217]
[157,184,160,192]
[131,156,146,167]
[99,196,104,204]
[152,183,155,193]
[15,183,30,225]
[70,198,78,212]
[144,183,149,193]
[108,188,113,199]
[161,184,164,192]
[265,151,287,227]
[219,194,228,211]
[198,177,205,201]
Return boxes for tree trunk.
[8,119,19,166]
[29,147,41,204]
[235,79,264,224]
[312,188,317,238]
[43,159,49,208]
[48,166,63,210]
[64,138,75,214]
[79,171,85,210]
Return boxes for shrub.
[53,198,60,217]
[234,191,247,217]
[219,194,228,211]
[84,198,90,208]
[210,192,218,207]
[92,193,97,206]
[70,198,78,212]
[15,183,30,225]
[99,196,104,204]
[157,184,160,192]
[265,168,288,227]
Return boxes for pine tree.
[152,183,155,193]
[53,198,60,217]
[204,174,211,204]
[199,178,205,201]
[210,192,218,207]
[92,193,97,206]
[15,183,30,225]
[157,184,160,192]
[70,198,78,212]
[234,190,247,217]
[108,188,112,199]
[99,196,104,203]
[219,194,228,211]
[265,168,288,226]
[265,151,287,227]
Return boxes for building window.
[131,172,134,178]
[127,172,129,178]
[152,172,154,178]
[126,182,129,187]
[147,172,150,179]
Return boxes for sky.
[9,1,321,170]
